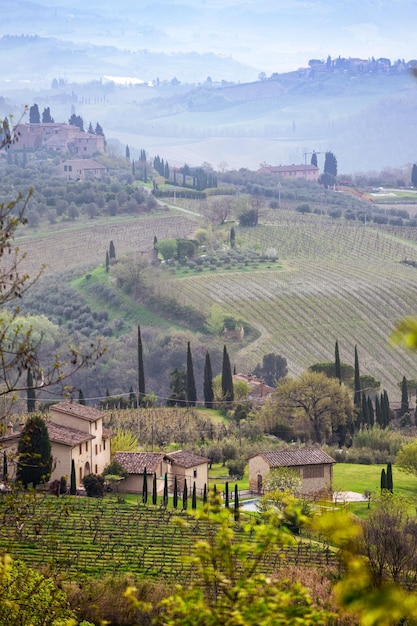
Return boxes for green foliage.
[152,491,331,625]
[396,439,417,477]
[110,429,139,456]
[83,473,105,497]
[17,414,52,488]
[103,459,128,479]
[253,352,288,386]
[0,554,73,626]
[158,238,177,260]
[263,467,303,495]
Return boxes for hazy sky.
[25,0,417,76]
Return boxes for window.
[103,440,106,451]
[85,441,88,453]
[95,465,98,474]
[79,467,82,483]
[193,469,197,478]
[95,444,98,456]
[79,444,82,455]
[303,465,324,479]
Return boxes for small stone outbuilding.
[248,448,335,496]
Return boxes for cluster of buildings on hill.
[0,399,335,498]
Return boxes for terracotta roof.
[102,427,114,440]
[165,450,209,468]
[114,452,165,474]
[253,449,335,467]
[47,422,94,447]
[50,401,105,422]
[233,373,274,399]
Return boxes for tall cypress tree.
[380,468,387,491]
[412,163,417,187]
[222,345,234,404]
[354,345,361,408]
[225,481,229,508]
[78,389,86,406]
[182,479,188,510]
[386,461,393,493]
[367,396,375,427]
[203,351,214,408]
[203,483,207,504]
[400,376,409,417]
[17,415,52,488]
[173,475,178,509]
[105,250,109,272]
[335,340,341,383]
[375,394,382,427]
[234,484,239,522]
[142,467,148,504]
[152,473,157,505]
[192,481,197,509]
[109,240,116,259]
[70,459,76,495]
[27,369,36,413]
[361,392,369,427]
[138,325,145,406]
[186,341,197,407]
[163,473,168,507]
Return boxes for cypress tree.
[400,376,409,417]
[186,341,197,407]
[3,451,8,481]
[380,468,387,492]
[203,483,207,504]
[142,467,148,504]
[78,389,86,406]
[192,481,197,509]
[386,462,393,493]
[129,386,137,408]
[138,325,145,407]
[70,459,76,495]
[152,473,157,505]
[17,415,52,488]
[173,475,178,509]
[230,226,235,248]
[27,369,36,413]
[375,394,382,427]
[412,163,417,187]
[354,345,361,407]
[222,345,234,404]
[234,484,239,522]
[367,396,375,427]
[203,351,214,408]
[109,240,116,259]
[225,481,229,508]
[163,473,168,507]
[144,164,147,183]
[335,340,341,383]
[361,392,369,427]
[105,250,109,272]
[183,479,188,510]
[125,144,130,160]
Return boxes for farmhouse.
[233,373,274,404]
[60,158,108,181]
[248,448,335,496]
[114,450,209,496]
[13,122,105,155]
[1,401,112,489]
[257,164,319,181]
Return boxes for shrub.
[296,203,311,214]
[83,473,105,497]
[226,457,246,479]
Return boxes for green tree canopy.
[17,414,52,488]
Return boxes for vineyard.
[11,203,417,398]
[0,493,337,581]
[159,210,417,397]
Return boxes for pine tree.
[138,325,146,406]
[17,415,52,488]
[70,459,76,495]
[78,389,86,406]
[186,341,197,407]
[335,340,341,383]
[380,468,387,491]
[234,484,239,521]
[192,481,197,509]
[324,151,337,177]
[152,473,157,505]
[386,461,393,493]
[173,475,178,509]
[400,376,409,417]
[27,369,36,413]
[142,467,148,504]
[222,345,234,404]
[109,240,116,259]
[203,351,214,408]
[354,345,361,407]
